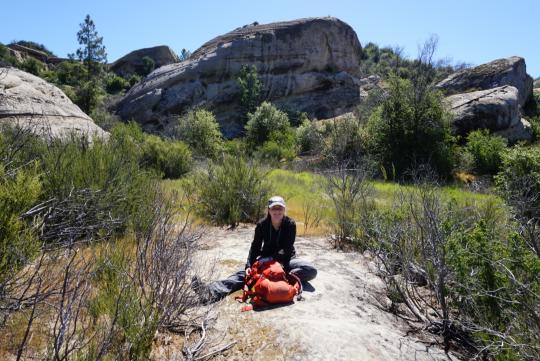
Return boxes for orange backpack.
[237,259,302,311]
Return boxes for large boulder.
[0,67,108,140]
[115,17,364,137]
[109,45,180,78]
[445,85,521,134]
[494,118,533,144]
[445,85,533,142]
[436,56,533,107]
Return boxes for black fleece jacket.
[245,215,297,271]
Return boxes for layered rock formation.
[109,45,180,78]
[6,44,71,65]
[115,17,365,137]
[437,57,534,142]
[437,56,533,107]
[0,67,108,140]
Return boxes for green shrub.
[20,57,46,76]
[141,135,192,179]
[110,122,193,179]
[245,102,297,160]
[0,128,46,276]
[140,56,155,76]
[325,168,377,250]
[495,145,540,217]
[446,219,540,359]
[447,221,509,325]
[90,106,122,131]
[296,117,323,155]
[320,114,367,167]
[89,242,158,361]
[176,110,223,158]
[194,155,269,227]
[366,76,454,179]
[53,61,88,86]
[0,43,20,66]
[75,80,105,114]
[0,162,42,284]
[255,129,297,162]
[358,42,454,82]
[105,74,130,94]
[465,129,507,174]
[530,116,540,142]
[245,102,290,146]
[128,74,141,87]
[35,130,157,242]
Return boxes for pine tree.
[75,14,107,79]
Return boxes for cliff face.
[115,17,365,137]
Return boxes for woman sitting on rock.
[192,195,317,304]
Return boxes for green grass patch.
[162,168,506,236]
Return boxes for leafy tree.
[237,64,262,118]
[74,14,107,80]
[366,76,454,179]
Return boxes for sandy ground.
[186,224,458,361]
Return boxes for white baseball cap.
[268,196,286,209]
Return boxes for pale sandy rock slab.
[0,67,108,140]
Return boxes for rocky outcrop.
[5,44,71,66]
[494,118,532,144]
[437,56,533,107]
[0,67,108,140]
[7,44,49,63]
[115,17,365,137]
[110,45,180,78]
[445,86,521,134]
[438,57,534,142]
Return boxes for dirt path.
[190,225,456,361]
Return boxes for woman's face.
[269,206,285,223]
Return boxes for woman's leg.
[202,269,245,301]
[288,258,317,282]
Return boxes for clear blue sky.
[2,0,539,77]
